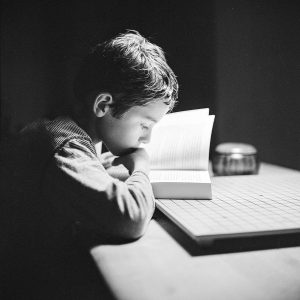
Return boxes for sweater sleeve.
[41,139,155,243]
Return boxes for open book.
[106,108,215,199]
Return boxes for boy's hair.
[73,30,178,118]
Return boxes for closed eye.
[141,124,149,130]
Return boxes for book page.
[150,170,212,199]
[157,108,209,126]
[144,112,214,171]
[150,170,211,183]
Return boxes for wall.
[1,0,299,169]
[215,0,300,169]
[0,0,216,137]
[1,2,49,134]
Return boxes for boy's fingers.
[102,161,111,169]
[101,151,114,160]
[100,152,117,169]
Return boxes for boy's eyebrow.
[145,116,159,123]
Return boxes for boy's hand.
[112,148,150,175]
[100,151,116,169]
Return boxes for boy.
[0,30,178,297]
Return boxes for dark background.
[1,0,299,169]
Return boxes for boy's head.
[74,30,178,118]
[73,30,178,155]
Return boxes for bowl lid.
[215,143,257,155]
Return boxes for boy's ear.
[93,93,113,117]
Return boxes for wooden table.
[91,164,300,300]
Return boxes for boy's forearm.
[43,148,155,242]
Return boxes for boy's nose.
[140,132,152,144]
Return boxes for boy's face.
[96,101,170,156]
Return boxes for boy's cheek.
[108,129,141,153]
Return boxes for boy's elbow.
[110,182,155,240]
[115,204,154,241]
[85,180,155,242]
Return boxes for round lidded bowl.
[212,143,259,176]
